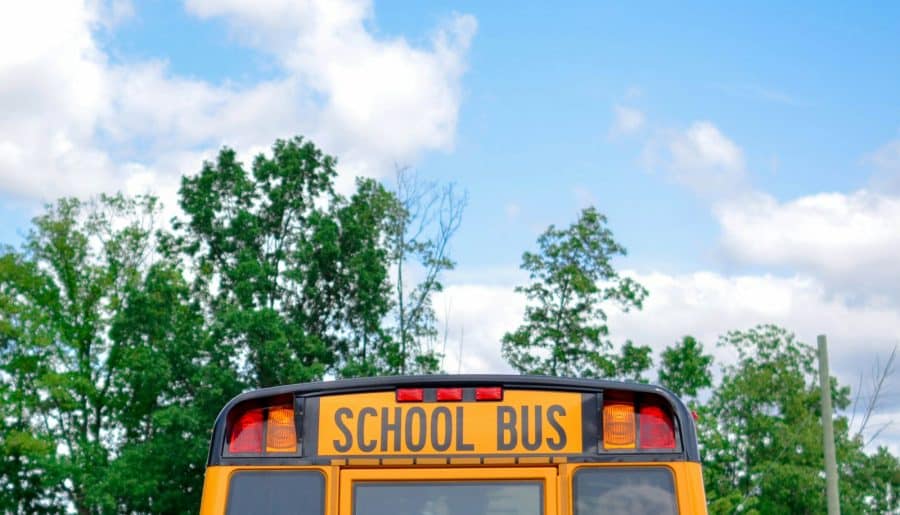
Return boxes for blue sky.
[1,0,899,448]
[90,1,900,274]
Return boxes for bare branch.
[855,344,897,441]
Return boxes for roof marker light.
[436,388,463,401]
[475,387,503,401]
[396,388,424,402]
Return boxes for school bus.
[199,375,707,514]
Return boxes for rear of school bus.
[199,375,707,515]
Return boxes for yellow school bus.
[199,375,707,515]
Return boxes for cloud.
[184,0,477,176]
[0,0,477,205]
[715,190,900,302]
[642,121,746,198]
[434,283,523,374]
[438,268,900,450]
[609,105,644,136]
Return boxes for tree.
[658,335,713,399]
[102,261,239,514]
[332,178,402,377]
[174,137,403,385]
[501,207,648,377]
[387,168,467,374]
[0,194,190,513]
[614,340,653,382]
[699,325,899,514]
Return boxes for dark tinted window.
[574,468,677,515]
[226,470,325,515]
[354,481,542,515]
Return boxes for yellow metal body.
[199,461,708,514]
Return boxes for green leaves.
[658,336,713,398]
[502,207,648,378]
[699,325,899,514]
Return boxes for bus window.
[353,481,542,515]
[226,470,325,515]
[573,467,677,515]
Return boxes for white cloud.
[609,105,644,136]
[715,190,900,301]
[642,121,746,198]
[0,0,477,204]
[439,267,900,451]
[184,0,477,177]
[435,284,523,374]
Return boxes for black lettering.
[546,405,567,450]
[497,406,517,450]
[381,407,402,452]
[405,407,427,451]
[431,407,452,451]
[455,407,475,451]
[358,407,377,452]
[333,408,353,452]
[522,405,542,451]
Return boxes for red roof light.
[436,388,463,401]
[475,387,503,401]
[396,388,424,402]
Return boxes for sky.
[1,1,899,450]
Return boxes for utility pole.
[818,334,841,515]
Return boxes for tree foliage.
[700,325,899,514]
[174,137,415,385]
[0,194,222,513]
[501,207,648,377]
[658,335,713,398]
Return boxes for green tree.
[333,178,402,377]
[0,194,188,513]
[0,252,62,513]
[700,325,899,514]
[102,261,239,513]
[614,340,653,382]
[501,207,648,377]
[658,335,713,398]
[175,137,402,385]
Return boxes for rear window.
[226,470,325,515]
[353,481,542,515]
[573,467,677,515]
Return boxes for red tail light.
[639,404,676,449]
[228,408,264,453]
[436,388,463,401]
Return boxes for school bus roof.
[207,375,700,466]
